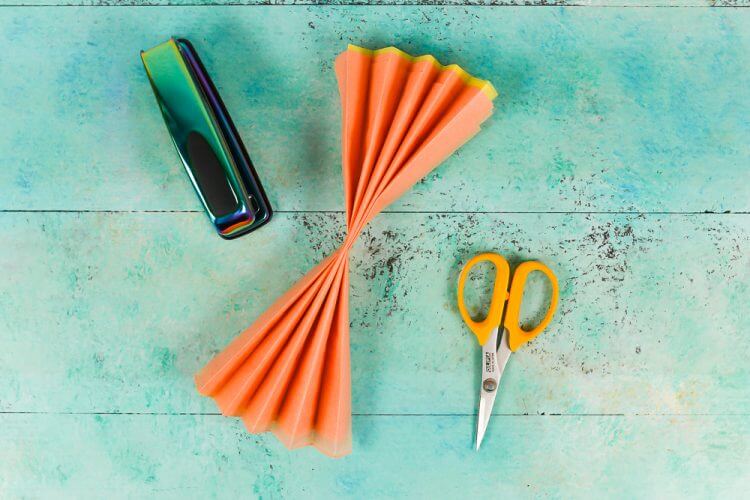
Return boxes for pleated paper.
[195,45,497,457]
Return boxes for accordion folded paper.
[195,45,497,457]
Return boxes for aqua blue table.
[1,3,749,498]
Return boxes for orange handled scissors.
[457,252,559,450]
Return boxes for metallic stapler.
[141,38,272,239]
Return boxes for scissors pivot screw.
[482,379,497,392]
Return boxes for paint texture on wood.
[6,0,750,7]
[2,414,749,498]
[1,7,749,212]
[2,212,748,417]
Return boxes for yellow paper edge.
[347,44,498,101]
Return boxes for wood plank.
[2,212,748,415]
[1,413,748,497]
[5,1,750,7]
[1,7,748,212]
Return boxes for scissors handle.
[504,261,559,352]
[457,253,510,346]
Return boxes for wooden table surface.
[1,3,749,498]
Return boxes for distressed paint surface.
[1,8,749,212]
[0,4,749,499]
[1,212,749,416]
[1,414,748,498]
[4,0,750,6]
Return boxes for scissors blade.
[476,327,513,450]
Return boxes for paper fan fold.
[196,44,496,457]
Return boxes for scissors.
[457,252,559,450]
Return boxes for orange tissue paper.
[195,44,497,457]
